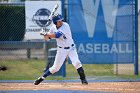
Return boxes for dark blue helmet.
[52,14,63,24]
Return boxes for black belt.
[58,44,74,49]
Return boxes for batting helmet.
[52,14,63,24]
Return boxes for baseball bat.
[40,3,59,36]
[48,3,59,21]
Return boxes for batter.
[34,14,88,85]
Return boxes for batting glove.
[40,28,48,36]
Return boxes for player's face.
[56,20,63,28]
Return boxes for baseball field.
[0,59,140,93]
[0,1,140,93]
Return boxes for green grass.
[66,64,114,77]
[0,59,45,80]
[0,59,139,80]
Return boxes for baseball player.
[34,14,88,85]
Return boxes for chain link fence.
[0,1,139,81]
[0,3,44,60]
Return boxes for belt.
[58,44,74,49]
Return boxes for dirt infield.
[0,82,140,93]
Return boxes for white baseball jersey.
[49,22,74,47]
[48,22,82,74]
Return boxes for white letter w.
[81,0,119,38]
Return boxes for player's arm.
[44,31,62,39]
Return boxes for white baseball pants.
[49,45,82,74]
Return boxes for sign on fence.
[25,1,61,40]
[68,0,137,64]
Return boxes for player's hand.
[44,35,51,41]
[40,28,48,36]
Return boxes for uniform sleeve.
[55,31,62,38]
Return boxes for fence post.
[44,41,48,61]
[27,48,31,59]
[27,40,31,59]
[135,0,138,76]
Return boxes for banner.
[68,0,137,64]
[25,1,61,40]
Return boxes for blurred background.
[0,0,139,81]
